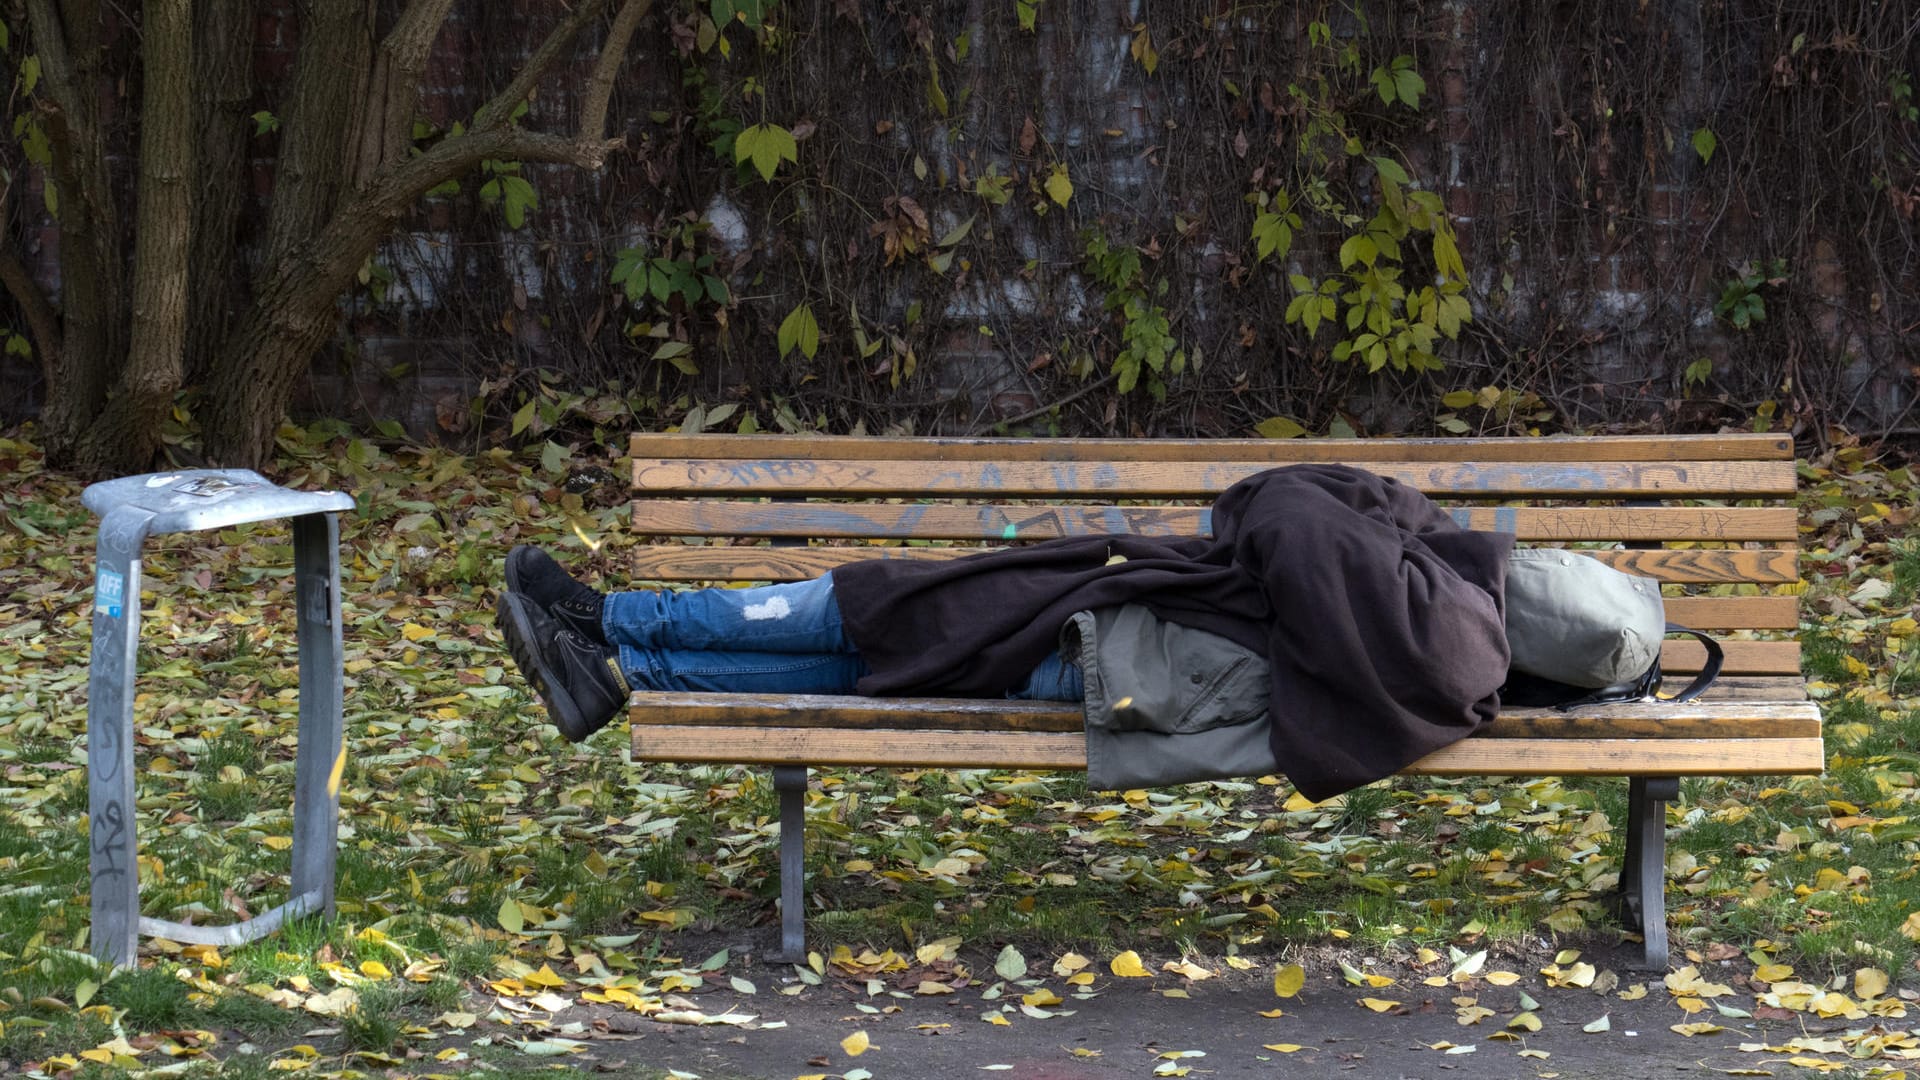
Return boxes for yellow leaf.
[841,1030,870,1057]
[1054,951,1090,975]
[402,622,436,641]
[79,1049,114,1064]
[1508,1011,1542,1031]
[1164,960,1214,980]
[1675,996,1707,1014]
[1854,967,1889,1000]
[1671,1022,1725,1036]
[524,964,566,989]
[1483,971,1521,986]
[983,1011,1011,1026]
[1161,988,1190,999]
[262,836,293,851]
[1900,911,1920,942]
[1067,972,1095,986]
[1617,983,1648,1001]
[1110,951,1151,977]
[359,961,392,980]
[1263,1043,1304,1052]
[1754,963,1794,982]
[1359,997,1402,1013]
[1258,1008,1285,1018]
[1273,964,1305,998]
[1045,164,1073,206]
[1022,989,1062,1007]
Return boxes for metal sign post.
[82,470,354,968]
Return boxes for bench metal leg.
[773,766,808,962]
[1618,776,1679,970]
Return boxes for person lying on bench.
[496,548,1085,743]
[495,464,1695,800]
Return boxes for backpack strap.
[1549,624,1724,712]
[1655,624,1723,704]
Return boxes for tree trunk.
[263,1,374,267]
[184,0,255,384]
[199,0,648,469]
[29,0,126,460]
[70,0,194,474]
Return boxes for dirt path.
[522,941,1821,1080]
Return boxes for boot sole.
[496,591,595,742]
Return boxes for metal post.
[1620,776,1679,970]
[82,470,353,966]
[87,507,155,968]
[290,512,345,917]
[773,765,808,962]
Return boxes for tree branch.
[0,246,62,386]
[579,0,652,141]
[355,0,458,186]
[470,0,613,133]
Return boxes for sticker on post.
[174,475,244,501]
[95,569,125,618]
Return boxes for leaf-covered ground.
[1,425,1916,1079]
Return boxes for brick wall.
[5,1,1913,439]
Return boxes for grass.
[4,429,1917,1073]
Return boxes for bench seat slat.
[630,501,1798,543]
[632,459,1797,499]
[628,545,1799,585]
[629,693,1818,737]
[632,433,1794,463]
[630,724,1823,776]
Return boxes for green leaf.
[1256,416,1307,439]
[927,54,949,117]
[498,175,538,228]
[499,896,525,934]
[1441,390,1477,409]
[21,55,40,95]
[1252,212,1293,261]
[1393,68,1425,108]
[735,122,798,182]
[511,399,538,436]
[778,303,820,359]
[1692,127,1717,165]
[250,110,280,136]
[1683,357,1713,391]
[937,215,976,247]
[652,340,698,375]
[1371,156,1410,186]
[994,944,1028,981]
[1338,234,1377,269]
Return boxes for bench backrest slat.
[631,501,1796,543]
[628,433,1800,641]
[634,433,1794,463]
[633,457,1797,498]
[626,545,1796,585]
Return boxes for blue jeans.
[604,574,1082,699]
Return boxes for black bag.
[1499,624,1725,711]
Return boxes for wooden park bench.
[622,432,1822,969]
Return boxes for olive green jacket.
[1064,605,1280,791]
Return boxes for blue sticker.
[95,569,124,618]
